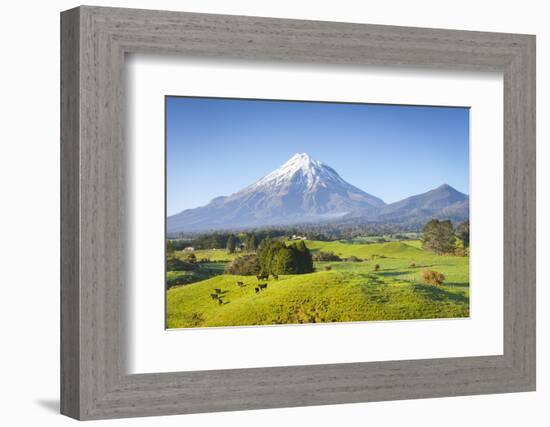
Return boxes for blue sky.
[166,96,469,215]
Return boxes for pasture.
[166,240,469,329]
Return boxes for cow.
[256,274,269,281]
[272,274,279,280]
[236,281,244,287]
[214,288,222,294]
[254,287,260,294]
[217,298,223,305]
[210,294,219,300]
[258,283,268,290]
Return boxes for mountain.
[167,153,385,233]
[360,184,469,225]
[167,153,469,234]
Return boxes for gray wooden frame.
[61,5,536,420]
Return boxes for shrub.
[166,273,192,288]
[373,264,380,271]
[183,253,197,263]
[454,247,469,257]
[313,251,342,262]
[166,256,195,271]
[324,266,332,271]
[224,254,261,276]
[422,269,445,285]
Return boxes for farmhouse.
[183,246,195,252]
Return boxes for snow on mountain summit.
[167,153,386,233]
[248,152,349,194]
[166,153,470,234]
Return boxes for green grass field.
[166,239,469,329]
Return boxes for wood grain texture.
[60,6,536,420]
[60,7,80,419]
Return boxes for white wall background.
[0,1,546,425]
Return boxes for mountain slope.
[369,184,469,224]
[167,154,469,234]
[167,153,385,233]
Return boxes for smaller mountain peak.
[432,184,468,197]
[435,183,462,192]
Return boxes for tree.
[166,240,175,256]
[247,234,259,252]
[273,246,298,274]
[456,220,470,248]
[257,239,313,275]
[422,219,456,255]
[291,240,314,273]
[226,235,236,254]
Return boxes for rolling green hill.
[166,240,469,329]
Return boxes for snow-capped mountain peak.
[249,152,346,193]
[167,153,386,233]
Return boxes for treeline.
[170,230,288,251]
[169,218,470,259]
[422,219,469,256]
[169,222,425,246]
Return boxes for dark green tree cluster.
[257,239,313,275]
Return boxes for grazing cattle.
[217,298,223,305]
[256,274,269,281]
[214,288,221,294]
[210,294,218,300]
[236,281,244,287]
[258,283,268,290]
[272,274,279,280]
[254,287,260,294]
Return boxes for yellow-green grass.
[166,240,469,328]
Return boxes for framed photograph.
[164,97,471,329]
[61,6,536,420]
